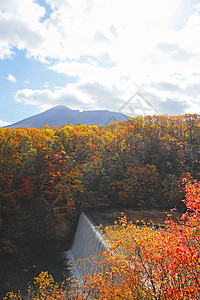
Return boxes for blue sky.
[1,0,200,126]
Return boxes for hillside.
[1,113,200,298]
[6,106,129,128]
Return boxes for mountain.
[6,106,130,128]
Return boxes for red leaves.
[18,176,33,197]
[182,175,200,221]
[70,178,200,299]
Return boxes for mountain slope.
[6,106,130,128]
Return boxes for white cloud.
[14,81,125,112]
[14,75,200,116]
[0,119,11,127]
[0,44,14,59]
[7,73,16,83]
[46,0,70,9]
[0,0,52,62]
[0,0,187,62]
[1,0,200,115]
[15,86,87,111]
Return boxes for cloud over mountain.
[1,0,200,123]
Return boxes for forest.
[1,113,200,298]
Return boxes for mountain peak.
[50,105,72,110]
[5,106,130,128]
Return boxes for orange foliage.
[68,177,200,299]
[3,177,200,299]
[1,114,200,297]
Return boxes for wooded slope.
[0,114,200,258]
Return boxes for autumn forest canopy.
[1,114,200,251]
[1,114,200,299]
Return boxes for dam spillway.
[65,212,107,279]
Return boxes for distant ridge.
[5,106,130,128]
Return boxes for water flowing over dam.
[65,212,107,279]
